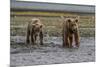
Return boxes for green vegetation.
[10,11,95,37]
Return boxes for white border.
[0,0,10,67]
[0,0,98,67]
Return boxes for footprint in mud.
[37,56,41,59]
[67,48,79,52]
[30,60,35,62]
[87,51,92,56]
[22,58,26,61]
[91,48,95,52]
[11,59,16,62]
[42,50,50,53]
[11,50,20,54]
[88,53,92,56]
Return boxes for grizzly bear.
[61,16,80,48]
[26,18,43,45]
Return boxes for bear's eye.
[67,19,71,22]
[40,25,42,28]
[34,20,38,22]
[75,19,78,23]
[71,24,75,26]
[71,24,74,26]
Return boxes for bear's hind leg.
[26,29,30,44]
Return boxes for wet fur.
[26,18,43,45]
[61,16,80,48]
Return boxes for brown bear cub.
[26,18,43,45]
[61,16,80,48]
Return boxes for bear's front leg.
[39,31,43,45]
[64,35,70,48]
[74,32,80,48]
[69,34,73,48]
[63,32,66,47]
[31,31,35,45]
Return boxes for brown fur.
[61,16,80,48]
[26,18,43,45]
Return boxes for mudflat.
[10,37,95,66]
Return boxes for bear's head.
[31,18,43,33]
[66,18,79,33]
